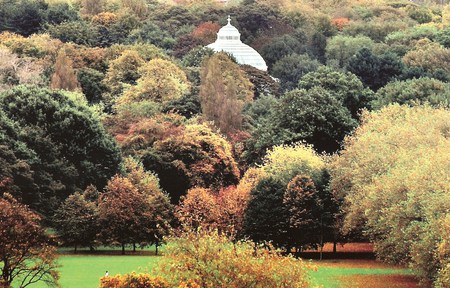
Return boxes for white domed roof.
[207,16,268,71]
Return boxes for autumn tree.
[0,193,59,288]
[402,39,450,77]
[122,157,173,254]
[53,192,98,253]
[103,49,144,105]
[199,52,253,136]
[177,187,219,230]
[118,58,190,104]
[119,114,240,202]
[331,104,450,284]
[284,176,321,250]
[97,176,143,254]
[50,49,80,91]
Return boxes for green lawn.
[28,251,418,288]
[57,254,161,288]
[309,259,417,288]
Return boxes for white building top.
[207,16,268,71]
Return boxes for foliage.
[0,86,121,214]
[241,64,280,98]
[372,77,450,109]
[402,39,450,76]
[50,48,80,91]
[243,177,289,247]
[155,230,311,288]
[119,114,240,202]
[0,47,44,91]
[100,273,170,288]
[0,193,59,288]
[260,34,306,69]
[77,67,107,104]
[325,35,374,68]
[199,52,253,135]
[53,192,98,252]
[177,187,219,230]
[97,158,173,254]
[271,53,322,92]
[0,0,48,36]
[299,66,374,118]
[331,104,450,284]
[119,58,190,104]
[47,20,100,47]
[347,48,404,91]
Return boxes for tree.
[47,20,100,47]
[260,34,305,69]
[284,175,320,250]
[243,177,288,248]
[331,105,450,284]
[122,157,173,254]
[176,187,219,230]
[53,192,98,253]
[0,86,121,214]
[119,115,240,202]
[241,64,280,98]
[347,48,404,91]
[97,175,143,254]
[199,52,253,136]
[118,58,190,104]
[0,0,48,36]
[402,40,450,78]
[247,87,357,155]
[50,49,80,91]
[0,193,59,288]
[102,49,144,104]
[77,67,107,104]
[271,53,321,92]
[299,66,374,118]
[372,77,450,109]
[325,35,374,68]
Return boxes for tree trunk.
[74,245,78,254]
[121,243,125,255]
[155,240,159,256]
[333,241,337,253]
[133,243,136,253]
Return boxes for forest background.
[0,0,449,287]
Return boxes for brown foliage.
[0,193,59,287]
[50,49,80,91]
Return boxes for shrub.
[155,230,311,288]
[100,273,170,288]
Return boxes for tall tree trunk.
[133,243,136,253]
[333,241,337,253]
[121,243,125,255]
[155,240,159,256]
[74,245,77,254]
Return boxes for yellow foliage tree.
[331,104,450,284]
[199,52,253,136]
[119,58,190,104]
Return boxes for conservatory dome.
[206,16,268,71]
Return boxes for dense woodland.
[0,0,449,287]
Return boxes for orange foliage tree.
[0,193,59,287]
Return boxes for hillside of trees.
[0,0,449,287]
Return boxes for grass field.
[29,243,420,288]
